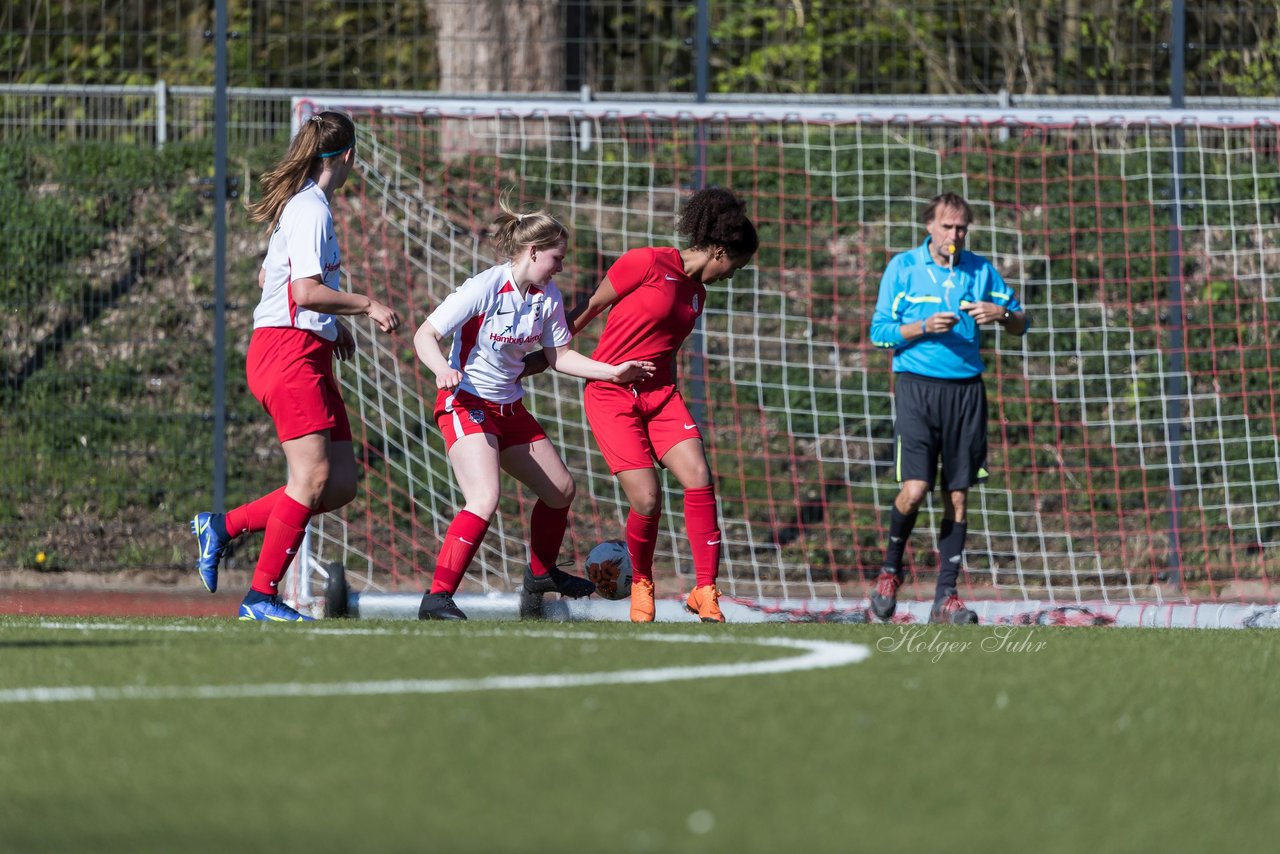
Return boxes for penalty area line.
[0,634,871,705]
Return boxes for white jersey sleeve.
[253,181,340,341]
[426,263,572,404]
[540,281,573,350]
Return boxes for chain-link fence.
[4,1,1280,100]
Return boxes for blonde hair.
[489,192,568,259]
[248,110,356,235]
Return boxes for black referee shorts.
[892,372,989,491]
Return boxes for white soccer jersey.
[427,262,573,404]
[253,180,340,341]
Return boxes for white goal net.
[290,96,1280,624]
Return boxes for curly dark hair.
[677,187,759,259]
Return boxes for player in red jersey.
[413,197,655,621]
[189,110,402,621]
[568,187,758,622]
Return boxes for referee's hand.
[928,312,959,333]
[962,301,1004,325]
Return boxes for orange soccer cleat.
[685,584,725,623]
[629,577,656,623]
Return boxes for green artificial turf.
[0,617,1276,853]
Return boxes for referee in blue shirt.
[868,193,1029,624]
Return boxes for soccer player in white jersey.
[412,197,655,620]
[189,110,401,622]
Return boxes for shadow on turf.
[0,639,152,650]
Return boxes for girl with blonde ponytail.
[412,195,656,620]
[190,109,402,622]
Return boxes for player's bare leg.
[503,439,594,618]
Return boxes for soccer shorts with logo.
[584,381,703,474]
[433,388,547,451]
[246,326,352,443]
[892,371,988,491]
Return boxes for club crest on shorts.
[468,409,486,424]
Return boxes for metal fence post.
[154,80,166,149]
[686,0,711,428]
[1163,0,1188,587]
[212,1,229,513]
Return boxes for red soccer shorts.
[246,327,352,443]
[433,388,547,451]
[583,381,702,474]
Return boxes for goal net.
[291,96,1280,622]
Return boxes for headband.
[309,115,353,158]
[319,143,353,159]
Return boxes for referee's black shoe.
[869,568,902,621]
[929,590,979,625]
[418,592,468,621]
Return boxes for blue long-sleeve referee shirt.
[869,238,1025,379]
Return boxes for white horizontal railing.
[4,83,1278,148]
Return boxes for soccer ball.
[585,539,632,600]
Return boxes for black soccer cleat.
[522,565,596,598]
[418,592,467,621]
[929,591,979,625]
[519,565,596,621]
[869,568,902,621]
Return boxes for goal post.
[285,95,1280,625]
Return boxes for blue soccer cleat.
[190,512,229,593]
[237,595,315,622]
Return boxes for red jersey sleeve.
[604,248,656,300]
[588,246,702,385]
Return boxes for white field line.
[0,623,870,704]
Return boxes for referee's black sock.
[882,506,919,574]
[935,519,967,596]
